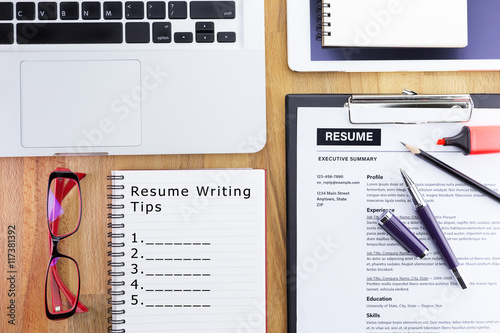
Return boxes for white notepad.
[321,0,468,48]
[107,169,266,333]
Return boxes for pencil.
[401,142,500,204]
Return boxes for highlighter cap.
[378,210,428,259]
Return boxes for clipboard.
[286,93,500,333]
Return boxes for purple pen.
[378,210,428,258]
[401,169,468,289]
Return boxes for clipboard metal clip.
[347,90,474,124]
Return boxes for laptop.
[0,0,266,156]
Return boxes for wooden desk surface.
[2,1,500,332]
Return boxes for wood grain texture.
[2,0,500,331]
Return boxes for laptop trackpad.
[20,60,142,149]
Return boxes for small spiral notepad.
[318,0,468,48]
[107,169,266,333]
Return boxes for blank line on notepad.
[122,326,264,333]
[145,258,211,261]
[143,297,260,301]
[122,327,263,332]
[145,273,211,277]
[144,288,258,292]
[145,304,211,308]
[160,204,259,208]
[126,225,259,230]
[179,281,257,285]
[126,235,258,239]
[122,312,256,319]
[128,213,259,218]
[128,219,258,224]
[141,265,259,269]
[146,242,257,246]
[145,251,257,255]
[145,289,210,292]
[145,242,211,246]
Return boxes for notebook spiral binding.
[316,0,331,40]
[107,174,126,333]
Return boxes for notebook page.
[109,169,266,333]
[323,0,467,48]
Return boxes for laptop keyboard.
[0,1,237,44]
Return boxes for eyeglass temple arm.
[49,171,88,313]
[49,265,89,313]
[61,172,86,197]
[49,268,63,311]
[51,172,85,235]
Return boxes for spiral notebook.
[319,0,468,48]
[107,169,266,333]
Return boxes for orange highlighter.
[437,126,500,155]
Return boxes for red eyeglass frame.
[45,168,89,320]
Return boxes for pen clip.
[347,90,474,124]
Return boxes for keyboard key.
[38,2,57,20]
[196,33,213,43]
[0,3,14,20]
[60,2,79,20]
[103,2,122,19]
[152,22,171,43]
[147,1,165,19]
[0,23,14,44]
[168,1,186,19]
[125,22,149,43]
[217,31,235,43]
[190,1,235,19]
[196,21,214,32]
[17,23,123,44]
[82,2,101,19]
[16,2,36,20]
[125,2,144,19]
[174,32,192,43]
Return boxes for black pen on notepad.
[401,143,500,204]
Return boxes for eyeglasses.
[45,168,89,320]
